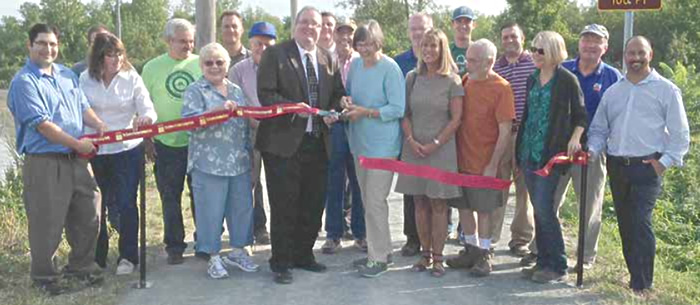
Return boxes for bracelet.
[433,138,441,145]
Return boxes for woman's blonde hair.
[531,31,568,66]
[416,28,455,76]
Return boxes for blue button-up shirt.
[8,59,89,154]
[562,58,622,124]
[588,70,690,168]
[182,77,251,176]
[393,48,418,77]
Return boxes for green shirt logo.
[165,70,196,99]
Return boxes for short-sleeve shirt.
[493,53,537,125]
[181,77,251,176]
[141,53,202,147]
[393,49,418,77]
[449,43,468,77]
[457,73,515,174]
[562,58,622,124]
[8,59,90,154]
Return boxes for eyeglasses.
[204,60,226,67]
[529,47,545,55]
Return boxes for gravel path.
[118,176,602,305]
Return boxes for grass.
[0,89,198,305]
[558,186,700,305]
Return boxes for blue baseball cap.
[249,21,276,39]
[452,6,475,21]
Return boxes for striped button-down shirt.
[494,52,537,126]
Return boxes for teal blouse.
[518,70,556,165]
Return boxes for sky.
[0,0,511,20]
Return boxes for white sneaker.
[208,255,229,279]
[222,252,260,272]
[115,259,136,275]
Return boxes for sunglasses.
[529,47,545,55]
[204,60,226,67]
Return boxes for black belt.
[607,152,661,166]
[28,152,78,160]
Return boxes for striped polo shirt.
[494,52,537,126]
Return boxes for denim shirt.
[182,77,251,176]
[8,59,89,154]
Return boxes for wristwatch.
[433,138,440,145]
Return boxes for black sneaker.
[167,253,185,265]
[33,280,72,296]
[254,230,271,245]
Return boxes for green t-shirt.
[450,43,468,77]
[141,53,202,147]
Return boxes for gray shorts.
[447,187,504,213]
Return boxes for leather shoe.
[401,240,420,256]
[274,270,293,284]
[167,253,184,265]
[293,261,327,273]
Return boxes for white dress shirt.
[295,40,319,132]
[588,69,690,168]
[80,68,158,155]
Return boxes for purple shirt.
[228,57,260,107]
[494,52,537,126]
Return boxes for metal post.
[195,0,216,52]
[115,0,122,39]
[290,0,298,34]
[623,11,634,72]
[576,152,589,288]
[133,149,152,289]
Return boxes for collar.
[571,57,604,76]
[622,68,661,85]
[26,58,57,78]
[497,52,532,66]
[295,40,317,60]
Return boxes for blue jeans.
[522,160,567,274]
[153,142,195,255]
[92,145,143,266]
[191,168,254,253]
[607,156,662,291]
[324,123,365,240]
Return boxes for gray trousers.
[23,154,101,281]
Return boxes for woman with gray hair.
[343,20,405,278]
[181,42,258,279]
[516,31,586,283]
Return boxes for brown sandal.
[412,251,432,272]
[431,253,446,277]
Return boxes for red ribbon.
[533,151,589,177]
[79,103,323,158]
[358,156,512,190]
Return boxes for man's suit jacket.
[256,39,345,158]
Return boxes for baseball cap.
[249,21,277,39]
[580,24,609,40]
[335,17,357,32]
[452,6,476,21]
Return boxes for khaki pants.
[491,134,534,247]
[529,155,606,262]
[23,154,101,281]
[355,157,394,263]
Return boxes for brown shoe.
[446,244,481,269]
[531,269,567,284]
[521,264,543,278]
[469,249,492,277]
[509,244,530,257]
[519,253,537,267]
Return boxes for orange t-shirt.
[457,73,515,175]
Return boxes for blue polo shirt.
[393,48,418,77]
[562,58,622,124]
[8,59,89,154]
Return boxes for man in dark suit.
[256,6,344,284]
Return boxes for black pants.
[263,135,328,272]
[253,180,267,234]
[607,155,662,291]
[153,142,195,256]
[403,195,419,243]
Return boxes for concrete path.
[118,178,601,305]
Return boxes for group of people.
[7,3,689,298]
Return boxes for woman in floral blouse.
[181,42,258,279]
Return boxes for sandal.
[431,253,446,277]
[411,251,432,272]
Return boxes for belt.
[28,152,79,160]
[607,152,661,166]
